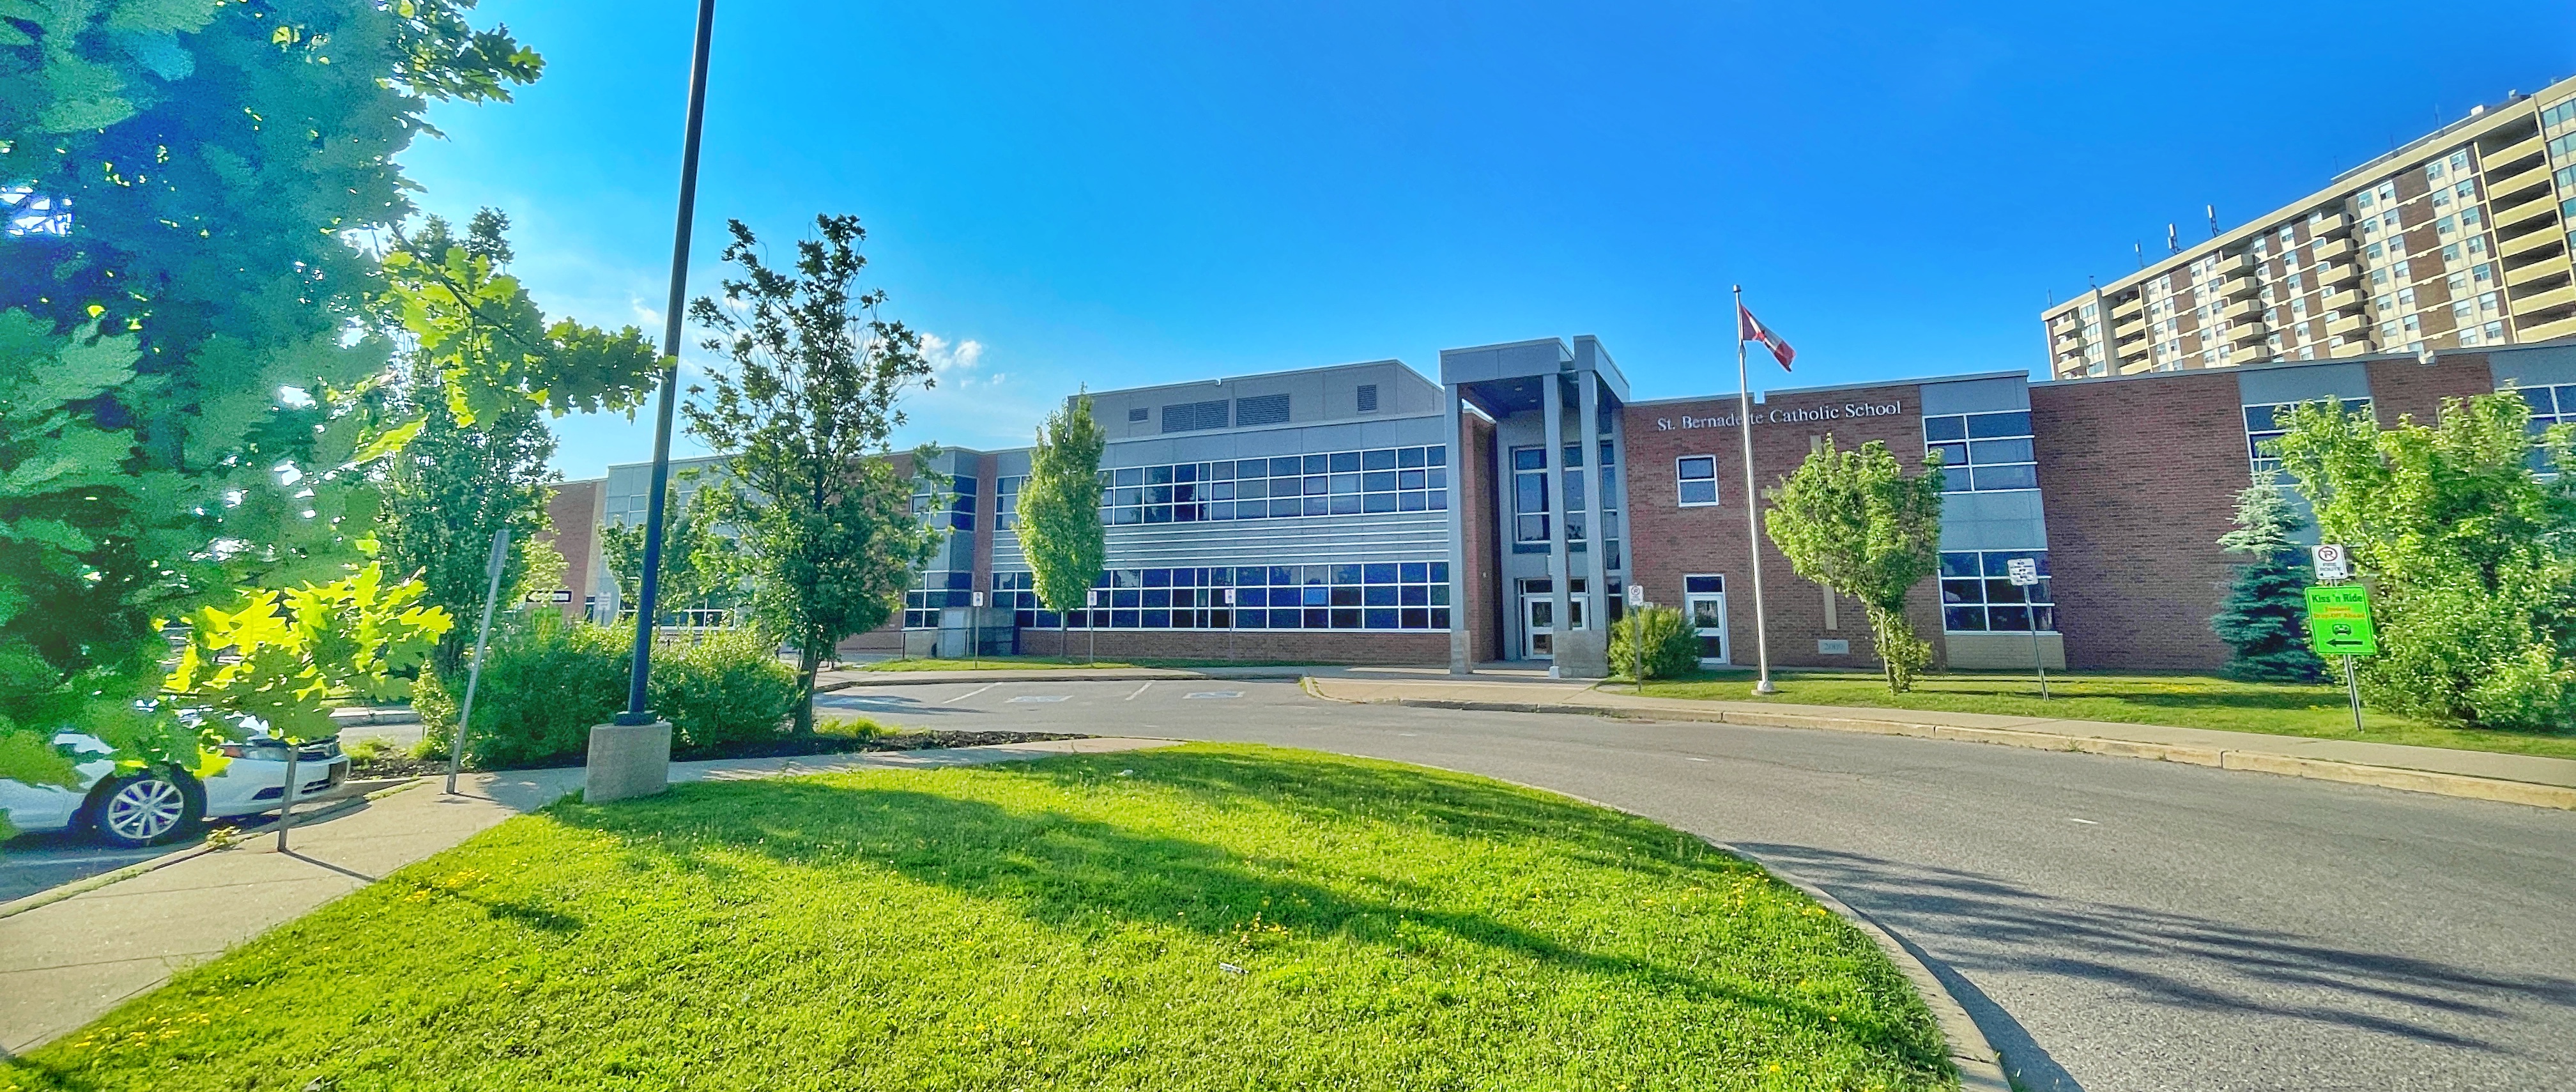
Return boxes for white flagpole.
[1734,285,1777,695]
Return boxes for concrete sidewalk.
[1307,676,2576,810]
[0,737,1173,1056]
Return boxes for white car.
[0,732,350,847]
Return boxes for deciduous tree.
[682,215,942,732]
[1763,438,1945,693]
[374,208,657,673]
[1016,392,1106,657]
[2271,391,2576,727]
[1,1,540,799]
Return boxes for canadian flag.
[1738,302,1795,371]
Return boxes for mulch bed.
[347,730,1091,780]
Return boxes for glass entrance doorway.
[1517,578,1588,660]
[1683,574,1728,665]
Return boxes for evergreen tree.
[2209,482,2327,682]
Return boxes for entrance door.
[1683,574,1728,665]
[1522,594,1554,658]
[1519,578,1590,659]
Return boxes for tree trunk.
[793,629,820,735]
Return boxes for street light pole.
[619,0,718,727]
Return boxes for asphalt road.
[818,678,2576,1092]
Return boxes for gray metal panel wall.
[1919,376,2030,415]
[2237,362,2370,406]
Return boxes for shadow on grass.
[546,750,1951,1076]
[1740,843,2576,1063]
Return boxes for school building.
[552,337,2576,675]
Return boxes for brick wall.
[1621,384,1940,670]
[1460,412,1501,663]
[539,479,602,619]
[2030,374,2243,670]
[2366,352,2497,427]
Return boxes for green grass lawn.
[1633,670,2576,761]
[858,654,1319,672]
[3,745,1954,1092]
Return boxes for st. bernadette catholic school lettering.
[1653,400,1904,431]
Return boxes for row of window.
[987,563,1453,631]
[1940,550,2055,634]
[1924,411,2037,493]
[1510,442,1622,542]
[2244,397,2370,471]
[1096,446,1449,525]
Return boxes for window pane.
[1927,442,1967,467]
[1677,456,1715,479]
[1939,552,1980,578]
[1363,449,1397,470]
[1924,415,1968,442]
[1330,451,1361,472]
[1972,464,2039,490]
[1966,411,2032,438]
[1968,437,2034,465]
[1399,447,1426,468]
[1514,447,1547,471]
[1942,579,1982,604]
[1678,481,1717,505]
[1683,575,1722,594]
[1944,606,1988,631]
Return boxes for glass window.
[1676,456,1718,505]
[1940,550,2056,633]
[1928,412,2037,493]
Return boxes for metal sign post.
[445,528,512,797]
[2303,583,2378,735]
[1625,583,1648,693]
[1220,587,1236,661]
[970,590,985,667]
[2007,557,2046,699]
[1087,587,1101,666]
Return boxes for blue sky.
[400,1,2576,479]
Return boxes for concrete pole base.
[586,721,672,803]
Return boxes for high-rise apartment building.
[2044,74,2576,380]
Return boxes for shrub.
[650,629,799,753]
[1611,605,1701,681]
[415,611,628,769]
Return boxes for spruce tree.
[2210,482,2326,682]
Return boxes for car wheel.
[89,769,204,847]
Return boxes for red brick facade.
[2028,373,2244,670]
[539,479,602,620]
[2366,353,2499,427]
[1621,383,1942,670]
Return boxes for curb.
[1346,694,2576,812]
[1393,767,2010,1090]
[0,779,422,921]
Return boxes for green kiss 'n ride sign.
[2303,585,2379,657]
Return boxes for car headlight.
[216,741,294,761]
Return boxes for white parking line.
[951,682,1000,702]
[1008,695,1070,703]
[1125,682,1152,701]
[1685,757,1710,762]
[2067,817,2100,825]
[1184,691,1243,700]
